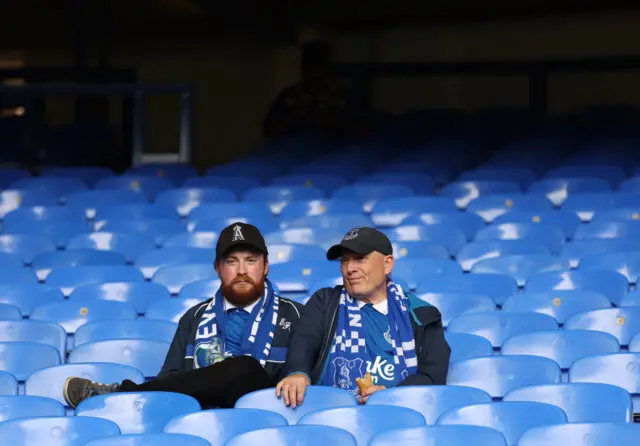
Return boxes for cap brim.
[326,241,374,260]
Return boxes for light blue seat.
[366,385,492,424]
[41,166,114,187]
[440,181,521,209]
[67,190,148,219]
[333,184,415,213]
[593,207,640,221]
[187,217,278,234]
[561,193,617,222]
[46,265,145,296]
[447,311,558,348]
[525,269,629,306]
[76,392,200,434]
[85,433,210,446]
[0,190,58,219]
[0,266,37,285]
[456,240,551,271]
[545,165,626,188]
[0,320,67,358]
[570,353,640,413]
[504,383,632,423]
[370,425,507,446]
[528,178,611,206]
[269,261,338,294]
[279,198,362,221]
[474,222,566,254]
[0,370,17,395]
[32,250,127,281]
[579,251,640,283]
[0,395,64,422]
[93,205,178,227]
[502,290,611,324]
[370,196,458,227]
[460,167,537,189]
[0,342,61,381]
[415,273,518,306]
[269,174,348,194]
[154,188,236,217]
[437,401,567,445]
[492,210,582,238]
[612,193,640,208]
[188,202,273,223]
[518,422,640,446]
[0,234,56,264]
[145,298,203,323]
[124,164,198,185]
[392,241,450,260]
[163,232,218,249]
[565,308,640,346]
[280,215,371,232]
[359,173,435,195]
[134,247,214,278]
[264,228,342,251]
[619,290,640,307]
[471,254,567,287]
[574,220,640,241]
[66,233,156,263]
[75,319,178,347]
[11,177,88,203]
[163,408,288,445]
[98,220,185,247]
[268,244,326,264]
[384,225,467,256]
[185,176,261,197]
[177,280,221,299]
[401,212,485,240]
[235,387,358,424]
[3,220,92,248]
[152,264,216,294]
[95,176,174,201]
[418,293,495,326]
[244,186,325,215]
[394,258,463,291]
[446,332,493,362]
[31,299,137,334]
[70,282,171,315]
[561,237,640,268]
[3,206,86,228]
[0,416,121,445]
[25,363,144,407]
[298,406,426,446]
[68,339,170,379]
[226,426,356,446]
[466,194,553,223]
[0,303,23,320]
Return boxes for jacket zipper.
[311,304,338,382]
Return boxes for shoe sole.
[62,376,76,408]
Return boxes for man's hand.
[276,374,311,409]
[359,385,386,404]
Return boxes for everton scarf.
[194,278,279,368]
[324,281,417,395]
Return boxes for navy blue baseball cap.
[326,227,393,260]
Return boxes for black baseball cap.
[216,222,269,258]
[326,227,393,260]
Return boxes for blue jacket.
[283,285,451,386]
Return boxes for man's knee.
[223,356,265,378]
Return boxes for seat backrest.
[518,421,640,446]
[370,425,507,446]
[0,395,64,422]
[0,415,121,444]
[225,426,357,446]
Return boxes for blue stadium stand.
[10,177,88,203]
[528,178,611,206]
[456,240,551,271]
[445,332,494,362]
[41,166,115,187]
[0,234,56,264]
[3,205,87,227]
[492,210,581,239]
[267,243,326,264]
[226,426,358,446]
[279,198,362,220]
[0,320,67,359]
[579,251,640,283]
[155,188,237,217]
[0,370,18,395]
[471,254,567,286]
[93,204,179,227]
[460,166,537,189]
[152,264,217,294]
[392,241,450,260]
[0,416,121,444]
[518,422,640,446]
[0,395,65,422]
[383,224,467,256]
[440,180,521,209]
[32,249,127,280]
[417,293,495,326]
[466,194,553,223]
[270,174,349,195]
[394,258,463,291]
[85,433,210,446]
[45,265,145,296]
[474,222,566,254]
[98,220,186,246]
[269,261,339,296]
[145,298,203,323]
[0,190,58,219]
[0,303,22,320]
[0,266,37,285]
[95,176,174,201]
[501,290,611,324]
[333,184,415,213]
[564,308,640,346]
[74,319,178,346]
[134,247,215,278]
[0,341,61,382]
[244,186,325,215]
[67,190,148,219]
[4,220,92,248]
[370,425,508,446]
[264,228,343,251]
[562,193,617,221]
[163,232,218,249]
[189,216,278,234]
[370,196,458,227]
[66,233,157,263]
[560,238,640,268]
[415,274,518,306]
[70,282,172,315]
[184,176,261,197]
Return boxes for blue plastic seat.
[0,370,17,395]
[502,290,611,324]
[67,233,156,263]
[31,299,137,334]
[244,186,325,215]
[163,408,288,445]
[0,234,56,264]
[186,217,275,235]
[0,416,121,445]
[67,190,148,219]
[561,193,616,222]
[268,244,326,265]
[235,387,358,424]
[3,206,87,228]
[370,196,458,227]
[460,167,537,189]
[565,308,640,346]
[46,265,145,296]
[574,220,640,241]
[134,247,214,279]
[333,185,415,213]
[471,254,567,287]
[279,199,362,221]
[10,177,88,203]
[32,250,127,280]
[504,383,632,423]
[4,220,92,248]
[269,174,348,195]
[0,169,31,189]
[392,241,450,260]
[528,178,611,206]
[561,238,640,268]
[492,210,582,238]
[0,320,67,358]
[41,166,114,187]
[0,303,23,320]
[359,173,436,195]
[593,207,640,222]
[25,363,144,407]
[70,282,171,315]
[394,258,463,291]
[264,228,342,251]
[226,426,357,446]
[0,266,37,285]
[154,188,236,217]
[446,332,493,362]
[0,342,61,381]
[69,339,170,378]
[188,202,273,223]
[85,433,210,446]
[185,176,261,197]
[163,232,218,249]
[525,269,628,306]
[436,401,567,446]
[474,222,566,254]
[415,273,518,306]
[440,181,521,209]
[76,392,200,434]
[145,298,204,323]
[0,190,58,219]
[366,385,491,424]
[0,395,64,422]
[545,165,626,187]
[518,422,640,446]
[417,293,495,326]
[456,240,551,271]
[370,425,507,446]
[124,164,198,185]
[207,162,285,181]
[95,176,174,201]
[384,225,467,256]
[466,194,552,223]
[269,261,338,294]
[579,251,640,283]
[402,212,485,240]
[448,311,558,348]
[98,220,184,247]
[152,264,216,294]
[93,205,178,227]
[74,319,177,347]
[280,215,371,233]
[612,193,640,208]
[619,290,640,308]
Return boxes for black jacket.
[283,286,450,386]
[158,296,303,382]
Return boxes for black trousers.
[119,356,275,409]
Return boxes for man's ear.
[264,257,269,277]
[384,255,394,276]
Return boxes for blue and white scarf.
[324,281,417,395]
[194,278,279,368]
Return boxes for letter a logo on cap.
[232,225,245,241]
[344,228,359,241]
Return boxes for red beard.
[221,274,265,307]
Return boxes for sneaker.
[63,377,120,408]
